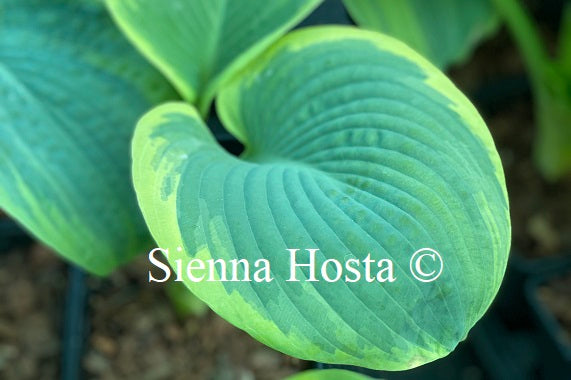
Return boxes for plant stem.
[492,0,571,179]
[166,281,209,318]
[491,0,550,86]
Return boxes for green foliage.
[285,369,374,380]
[0,0,174,274]
[534,82,571,180]
[492,0,571,180]
[132,27,510,370]
[1,0,513,372]
[166,281,209,318]
[105,0,322,115]
[559,5,571,73]
[342,0,499,69]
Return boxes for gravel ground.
[0,244,308,380]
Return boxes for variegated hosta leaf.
[105,0,322,114]
[0,0,174,274]
[285,369,373,380]
[343,0,499,69]
[133,27,510,369]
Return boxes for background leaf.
[284,369,374,380]
[0,0,175,275]
[133,27,510,369]
[342,0,499,69]
[534,82,571,180]
[492,0,571,179]
[559,4,571,73]
[105,0,322,114]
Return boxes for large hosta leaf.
[133,27,510,369]
[105,0,322,114]
[0,0,174,274]
[343,0,499,69]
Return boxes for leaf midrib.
[198,0,228,98]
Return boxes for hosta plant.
[1,0,512,373]
[133,26,511,370]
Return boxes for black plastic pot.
[494,252,571,327]
[468,310,540,380]
[525,260,571,379]
[464,252,571,380]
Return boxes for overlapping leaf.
[0,0,174,274]
[105,0,322,114]
[343,0,499,68]
[285,369,373,380]
[133,27,510,369]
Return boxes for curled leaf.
[133,27,510,369]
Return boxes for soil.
[84,255,308,380]
[537,270,571,345]
[0,244,65,380]
[0,243,308,380]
